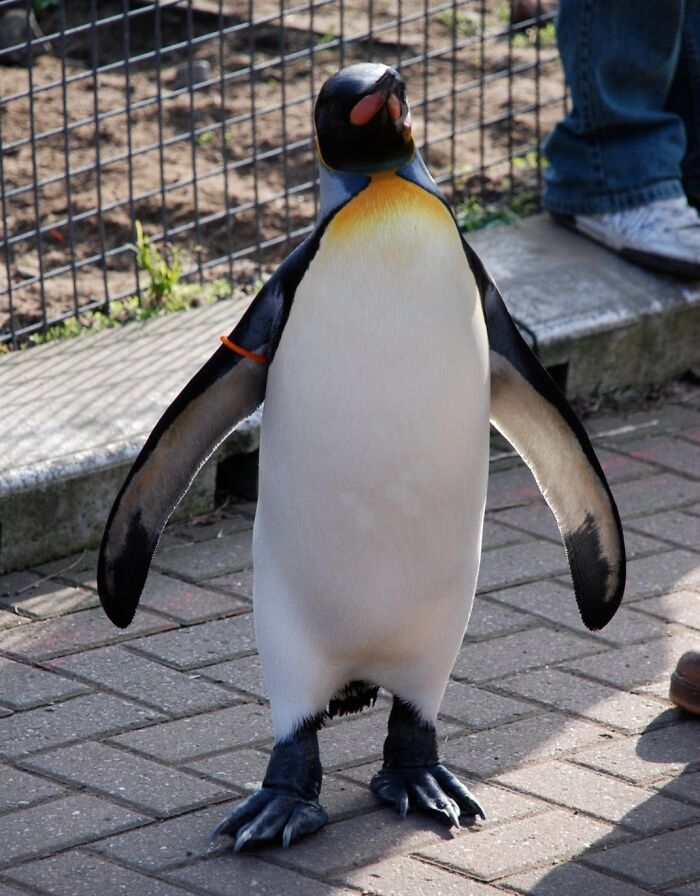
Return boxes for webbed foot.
[211,722,328,850]
[371,763,484,827]
[372,696,485,828]
[212,788,328,850]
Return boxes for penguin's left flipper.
[465,243,626,631]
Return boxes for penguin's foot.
[211,722,328,851]
[211,788,328,850]
[370,763,484,827]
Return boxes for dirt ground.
[0,0,564,343]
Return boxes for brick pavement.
[0,387,699,895]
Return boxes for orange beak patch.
[350,90,403,126]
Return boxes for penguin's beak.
[349,74,411,134]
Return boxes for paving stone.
[205,568,254,599]
[481,519,528,550]
[489,579,668,644]
[463,597,531,640]
[138,571,248,622]
[618,434,700,478]
[497,667,680,733]
[168,855,354,896]
[0,571,98,619]
[485,463,540,511]
[197,654,268,700]
[452,627,595,683]
[613,474,700,518]
[3,849,194,895]
[629,510,700,550]
[34,550,99,590]
[563,629,699,689]
[416,808,613,881]
[0,607,175,661]
[318,710,392,771]
[0,883,28,895]
[585,823,700,889]
[165,512,253,545]
[262,810,451,878]
[109,702,272,762]
[504,862,654,895]
[623,549,700,599]
[632,590,700,629]
[0,693,164,759]
[570,721,700,784]
[0,656,89,710]
[657,771,700,806]
[20,741,233,818]
[0,765,65,812]
[587,405,700,442]
[438,679,537,729]
[47,645,237,717]
[153,531,253,581]
[339,855,504,895]
[128,613,256,670]
[91,798,246,870]
[0,610,28,630]
[476,541,569,593]
[669,883,700,896]
[440,712,614,779]
[495,760,699,833]
[0,793,147,866]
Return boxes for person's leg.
[543,0,687,216]
[667,0,700,198]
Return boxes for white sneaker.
[561,196,700,278]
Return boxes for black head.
[315,63,415,174]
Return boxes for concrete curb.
[2,214,699,573]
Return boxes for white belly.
[253,176,490,737]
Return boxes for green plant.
[195,130,214,146]
[435,9,478,37]
[32,0,58,16]
[458,196,518,232]
[132,220,182,307]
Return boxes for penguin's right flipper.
[463,242,625,631]
[98,236,324,630]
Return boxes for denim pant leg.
[543,0,688,215]
[668,0,700,193]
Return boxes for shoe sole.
[670,670,700,716]
[552,213,700,280]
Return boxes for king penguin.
[97,63,625,851]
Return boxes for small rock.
[0,9,51,66]
[171,58,212,91]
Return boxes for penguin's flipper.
[464,244,625,631]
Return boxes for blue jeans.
[543,0,700,215]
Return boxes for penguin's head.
[315,63,415,174]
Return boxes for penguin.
[98,62,625,851]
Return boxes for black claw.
[282,802,328,848]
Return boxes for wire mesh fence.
[0,0,564,348]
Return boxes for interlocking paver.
[416,808,614,881]
[485,464,541,511]
[167,855,354,896]
[438,679,537,729]
[452,626,596,683]
[109,702,272,762]
[440,712,614,779]
[0,572,98,619]
[0,610,28,630]
[153,531,253,581]
[617,435,700,478]
[496,667,680,733]
[631,590,700,629]
[0,656,89,710]
[0,607,175,661]
[584,824,700,889]
[504,862,655,895]
[318,710,392,771]
[463,596,531,640]
[476,540,569,592]
[196,654,268,700]
[628,510,700,550]
[20,741,233,817]
[3,850,194,896]
[0,693,165,759]
[656,771,700,806]
[0,765,65,812]
[612,474,700,518]
[0,794,147,867]
[138,571,249,622]
[339,856,505,895]
[127,613,256,670]
[205,568,254,599]
[623,550,700,599]
[569,721,700,784]
[47,645,237,717]
[495,759,700,833]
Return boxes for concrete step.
[2,214,699,573]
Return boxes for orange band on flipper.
[219,335,269,364]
